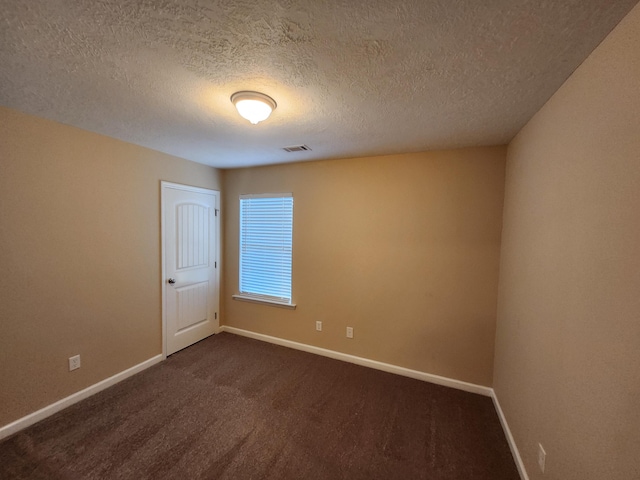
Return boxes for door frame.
[161,181,221,359]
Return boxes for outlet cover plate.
[69,355,81,371]
[537,443,546,473]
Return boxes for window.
[234,193,295,308]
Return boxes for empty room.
[1,1,639,479]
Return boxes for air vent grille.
[282,145,311,153]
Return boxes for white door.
[162,182,219,356]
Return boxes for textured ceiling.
[1,0,637,168]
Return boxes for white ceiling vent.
[282,145,311,153]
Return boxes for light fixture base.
[231,91,277,124]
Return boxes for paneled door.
[162,182,219,356]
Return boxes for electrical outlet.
[346,326,354,338]
[316,321,322,331]
[537,443,546,473]
[68,355,81,371]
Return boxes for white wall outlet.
[316,321,322,331]
[537,443,546,473]
[346,326,354,338]
[68,354,81,371]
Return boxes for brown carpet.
[0,332,519,479]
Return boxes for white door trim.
[161,181,220,359]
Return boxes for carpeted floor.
[0,332,519,479]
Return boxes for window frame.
[232,193,296,309]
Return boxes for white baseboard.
[220,326,493,397]
[0,354,163,441]
[492,392,529,480]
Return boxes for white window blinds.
[239,194,293,303]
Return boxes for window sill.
[232,294,297,310]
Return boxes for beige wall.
[494,4,640,480]
[0,107,221,426]
[223,147,506,387]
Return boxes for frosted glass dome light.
[231,91,277,125]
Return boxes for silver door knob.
[168,278,176,285]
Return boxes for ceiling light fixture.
[231,91,277,125]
